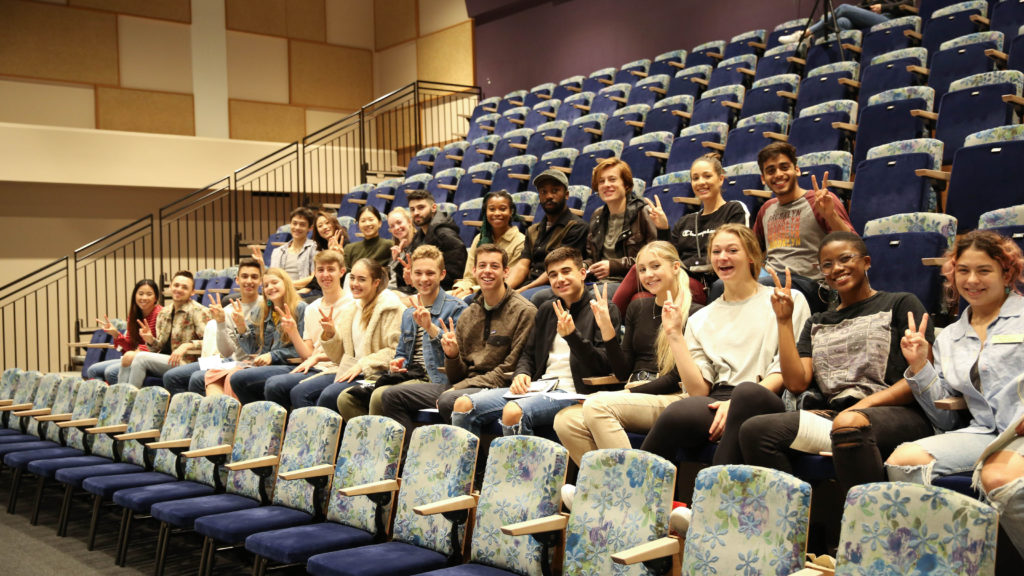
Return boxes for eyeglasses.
[819,253,863,273]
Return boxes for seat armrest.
[477,149,494,156]
[910,109,938,121]
[68,342,116,349]
[321,203,341,210]
[445,154,464,162]
[935,397,967,410]
[906,64,929,78]
[986,49,1008,64]
[831,121,858,134]
[837,78,861,89]
[669,61,686,70]
[502,513,569,536]
[463,220,484,227]
[898,3,917,13]
[544,136,564,143]
[280,464,335,481]
[650,87,667,95]
[14,408,51,417]
[36,413,73,422]
[673,197,700,206]
[738,67,756,78]
[414,494,478,516]
[115,429,161,441]
[573,104,591,112]
[624,120,645,128]
[539,110,557,119]
[630,70,648,78]
[689,264,713,274]
[763,131,788,142]
[509,143,528,150]
[148,438,195,449]
[417,160,435,167]
[566,86,582,93]
[645,151,670,160]
[0,399,12,407]
[1003,94,1024,109]
[225,455,280,471]
[536,93,552,100]
[701,141,726,151]
[841,43,861,54]
[582,375,623,387]
[828,180,854,191]
[0,403,33,412]
[744,189,773,199]
[182,444,232,458]
[970,14,989,27]
[58,417,98,428]
[721,101,743,111]
[552,166,573,174]
[921,257,946,266]
[471,178,493,186]
[508,99,524,106]
[611,536,681,566]
[777,90,798,101]
[904,30,922,42]
[509,173,530,181]
[509,118,525,126]
[690,77,709,87]
[748,41,766,50]
[598,78,614,86]
[787,56,806,66]
[437,183,458,191]
[610,96,628,104]
[340,479,400,497]
[915,168,949,181]
[671,109,691,119]
[583,127,603,136]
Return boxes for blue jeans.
[86,359,121,383]
[451,387,578,436]
[264,370,322,410]
[163,362,202,395]
[315,380,364,412]
[288,372,336,409]
[808,4,888,37]
[227,365,293,404]
[886,431,997,484]
[188,369,209,395]
[980,435,1024,557]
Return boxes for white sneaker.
[669,506,692,535]
[778,31,804,44]
[561,484,576,511]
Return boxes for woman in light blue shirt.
[886,229,1024,555]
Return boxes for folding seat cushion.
[570,140,624,188]
[979,204,1024,253]
[523,82,555,109]
[754,44,799,79]
[804,30,862,71]
[852,85,936,167]
[649,48,688,78]
[934,69,1024,164]
[643,94,694,136]
[740,73,799,119]
[451,162,498,206]
[946,124,1024,230]
[524,99,560,130]
[919,0,990,64]
[849,138,945,233]
[787,99,858,155]
[462,135,500,169]
[707,54,757,91]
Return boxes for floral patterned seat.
[0,372,59,442]
[863,212,958,312]
[306,424,478,576]
[979,202,1024,252]
[623,131,675,185]
[682,465,811,575]
[668,64,713,103]
[405,146,442,178]
[849,138,945,234]
[604,104,651,146]
[724,29,766,60]
[615,58,651,86]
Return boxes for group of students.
[89,140,1024,557]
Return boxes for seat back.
[724,28,766,60]
[649,171,694,222]
[796,61,859,115]
[182,394,241,485]
[805,30,862,71]
[432,141,468,173]
[571,140,624,189]
[327,415,404,532]
[590,82,632,117]
[797,150,854,191]
[643,94,694,136]
[863,213,958,310]
[16,373,61,436]
[582,66,617,94]
[788,99,857,156]
[272,407,342,513]
[628,74,669,108]
[563,113,609,151]
[614,58,651,86]
[556,91,594,124]
[491,155,538,194]
[668,64,712,102]
[552,75,584,101]
[392,425,478,554]
[859,47,928,104]
[766,17,809,50]
[496,106,529,136]
[980,203,1024,253]
[452,162,498,206]
[835,482,997,576]
[754,44,798,79]
[0,367,23,400]
[921,0,990,63]
[723,111,789,166]
[524,120,565,159]
[603,104,649,145]
[682,465,811,576]
[690,84,744,127]
[62,379,106,450]
[225,401,287,501]
[852,86,936,167]
[722,161,767,215]
[859,15,921,67]
[929,31,1004,104]
[946,124,1024,230]
[466,112,499,142]
[564,449,675,575]
[650,48,688,78]
[148,392,201,476]
[405,146,440,178]
[120,386,171,465]
[525,99,561,131]
[37,376,81,442]
[426,168,465,205]
[462,135,500,168]
[688,40,726,68]
[91,383,138,459]
[936,70,1024,164]
[708,54,757,91]
[621,131,674,185]
[666,121,730,174]
[850,138,944,234]
[741,73,799,119]
[524,82,554,109]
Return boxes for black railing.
[1,80,479,372]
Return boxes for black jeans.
[640,385,735,462]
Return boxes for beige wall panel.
[325,0,373,49]
[287,0,325,42]
[225,0,286,37]
[373,40,416,97]
[96,87,195,135]
[70,0,190,22]
[226,31,289,103]
[306,109,352,134]
[416,20,473,86]
[118,15,193,94]
[229,99,305,143]
[0,79,95,128]
[418,0,467,36]
[290,40,372,110]
[0,0,118,85]
[374,0,416,50]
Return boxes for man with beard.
[406,189,467,290]
[753,142,855,312]
[508,169,589,305]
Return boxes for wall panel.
[70,0,190,22]
[118,15,193,94]
[229,99,305,142]
[96,86,195,135]
[290,40,373,109]
[374,0,416,50]
[417,20,473,86]
[226,31,290,103]
[0,79,95,128]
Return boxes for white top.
[350,300,366,357]
[302,290,354,370]
[542,334,575,393]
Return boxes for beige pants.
[553,390,686,465]
[337,384,394,422]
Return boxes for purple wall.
[470,0,833,98]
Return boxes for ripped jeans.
[885,431,996,484]
[980,435,1024,557]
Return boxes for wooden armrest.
[573,104,591,112]
[630,70,648,78]
[414,494,478,516]
[521,215,534,223]
[339,479,400,497]
[708,52,723,60]
[669,61,686,69]
[721,101,742,110]
[674,196,700,205]
[1,403,34,412]
[509,173,530,181]
[182,444,233,458]
[36,413,72,422]
[744,189,773,199]
[348,198,367,205]
[986,49,1008,63]
[749,41,767,50]
[1003,94,1024,107]
[445,154,463,161]
[583,127,603,136]
[598,78,614,86]
[481,125,495,133]
[829,180,854,191]
[481,106,497,113]
[58,417,98,428]
[904,30,922,41]
[539,110,557,119]
[624,120,645,128]
[915,168,949,181]
[671,109,691,119]
[935,397,968,410]
[970,14,990,26]
[280,463,335,481]
[270,241,286,246]
[509,143,528,150]
[509,118,525,126]
[225,455,280,471]
[544,136,564,143]
[508,99,524,106]
[115,429,162,441]
[502,513,568,536]
[738,67,756,77]
[650,87,667,95]
[566,86,582,93]
[777,90,798,101]
[552,165,573,174]
[837,78,861,89]
[463,220,484,227]
[147,438,194,449]
[690,77,709,87]
[477,149,494,156]
[611,536,681,566]
[14,408,51,417]
[0,399,12,406]
[763,131,788,142]
[437,183,458,191]
[206,288,231,294]
[68,342,115,349]
[910,109,938,121]
[907,64,929,77]
[832,121,858,133]
[786,56,806,66]
[569,208,584,216]
[922,257,946,266]
[376,194,396,201]
[536,93,552,100]
[689,264,713,274]
[645,151,670,160]
[841,44,860,54]
[582,375,623,386]
[702,141,726,152]
[471,178,493,186]
[610,96,628,104]
[417,160,435,167]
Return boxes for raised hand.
[510,373,532,395]
[590,282,615,339]
[768,267,794,321]
[319,305,336,340]
[250,245,264,263]
[644,194,670,230]
[277,304,297,337]
[389,357,407,374]
[96,314,119,337]
[440,317,460,359]
[589,260,611,280]
[328,230,344,251]
[708,400,730,442]
[411,296,435,335]
[400,253,413,285]
[661,290,684,334]
[553,299,576,337]
[900,311,930,375]
[208,293,226,323]
[811,172,835,222]
[137,319,153,344]
[230,299,247,333]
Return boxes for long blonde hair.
[353,258,389,330]
[637,241,693,376]
[260,268,302,348]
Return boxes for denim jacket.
[240,301,307,364]
[394,288,467,385]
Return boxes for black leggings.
[640,385,734,462]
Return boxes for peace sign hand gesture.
[439,318,460,358]
[208,293,226,323]
[250,245,264,264]
[900,311,930,376]
[328,230,344,252]
[589,282,616,340]
[553,299,576,338]
[811,172,836,222]
[230,299,247,333]
[319,306,336,340]
[661,290,684,334]
[137,319,153,344]
[400,254,413,285]
[96,314,119,337]
[411,295,437,337]
[644,194,670,230]
[768,267,794,322]
[277,304,298,337]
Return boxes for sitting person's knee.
[981,453,1024,493]
[831,410,870,431]
[502,402,523,427]
[885,443,935,467]
[452,395,473,414]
